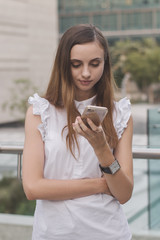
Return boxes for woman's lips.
[79,80,92,85]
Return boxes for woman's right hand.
[100,175,113,196]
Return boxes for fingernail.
[77,116,81,121]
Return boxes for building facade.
[0,0,58,123]
[59,0,160,39]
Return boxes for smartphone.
[81,105,108,128]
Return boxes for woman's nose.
[81,66,91,79]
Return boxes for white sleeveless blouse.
[28,93,132,240]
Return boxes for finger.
[72,122,83,134]
[76,116,90,132]
[94,126,103,133]
[87,118,102,133]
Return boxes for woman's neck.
[75,90,96,101]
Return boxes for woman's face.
[70,41,105,101]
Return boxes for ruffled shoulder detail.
[28,93,50,141]
[113,97,131,140]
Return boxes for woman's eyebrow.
[70,59,82,63]
[70,57,102,62]
[90,57,102,61]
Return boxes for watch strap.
[99,159,120,175]
[99,164,112,174]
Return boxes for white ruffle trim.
[113,97,131,140]
[28,93,50,141]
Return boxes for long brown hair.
[45,24,118,156]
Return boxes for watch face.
[110,160,120,174]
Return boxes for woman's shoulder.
[28,93,50,115]
[25,105,42,134]
[113,97,131,115]
[114,97,131,110]
[113,97,131,140]
[27,93,51,141]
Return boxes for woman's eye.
[71,63,81,68]
[91,63,100,67]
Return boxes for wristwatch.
[99,159,121,174]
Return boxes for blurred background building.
[1,0,160,123]
[59,0,160,39]
[0,0,58,123]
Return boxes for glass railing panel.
[147,108,160,230]
[148,159,160,229]
[0,153,17,179]
[124,157,149,231]
[0,144,36,216]
[0,174,35,216]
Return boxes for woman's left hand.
[72,116,107,153]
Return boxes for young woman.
[22,24,133,240]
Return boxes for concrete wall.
[0,0,58,123]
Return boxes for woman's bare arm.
[22,106,109,201]
[95,117,133,204]
[73,116,134,204]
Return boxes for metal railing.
[0,145,160,179]
[0,145,23,179]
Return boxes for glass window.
[142,11,153,28]
[59,0,160,13]
[147,108,160,230]
[58,0,160,33]
[157,10,160,27]
[93,14,117,31]
[121,11,153,30]
[59,16,89,33]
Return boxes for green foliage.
[2,79,37,119]
[0,177,35,216]
[111,38,160,90]
[125,47,160,89]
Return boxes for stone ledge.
[0,213,160,240]
[132,230,160,240]
[0,214,33,240]
[0,213,33,226]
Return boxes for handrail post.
[17,153,22,180]
[147,158,151,229]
